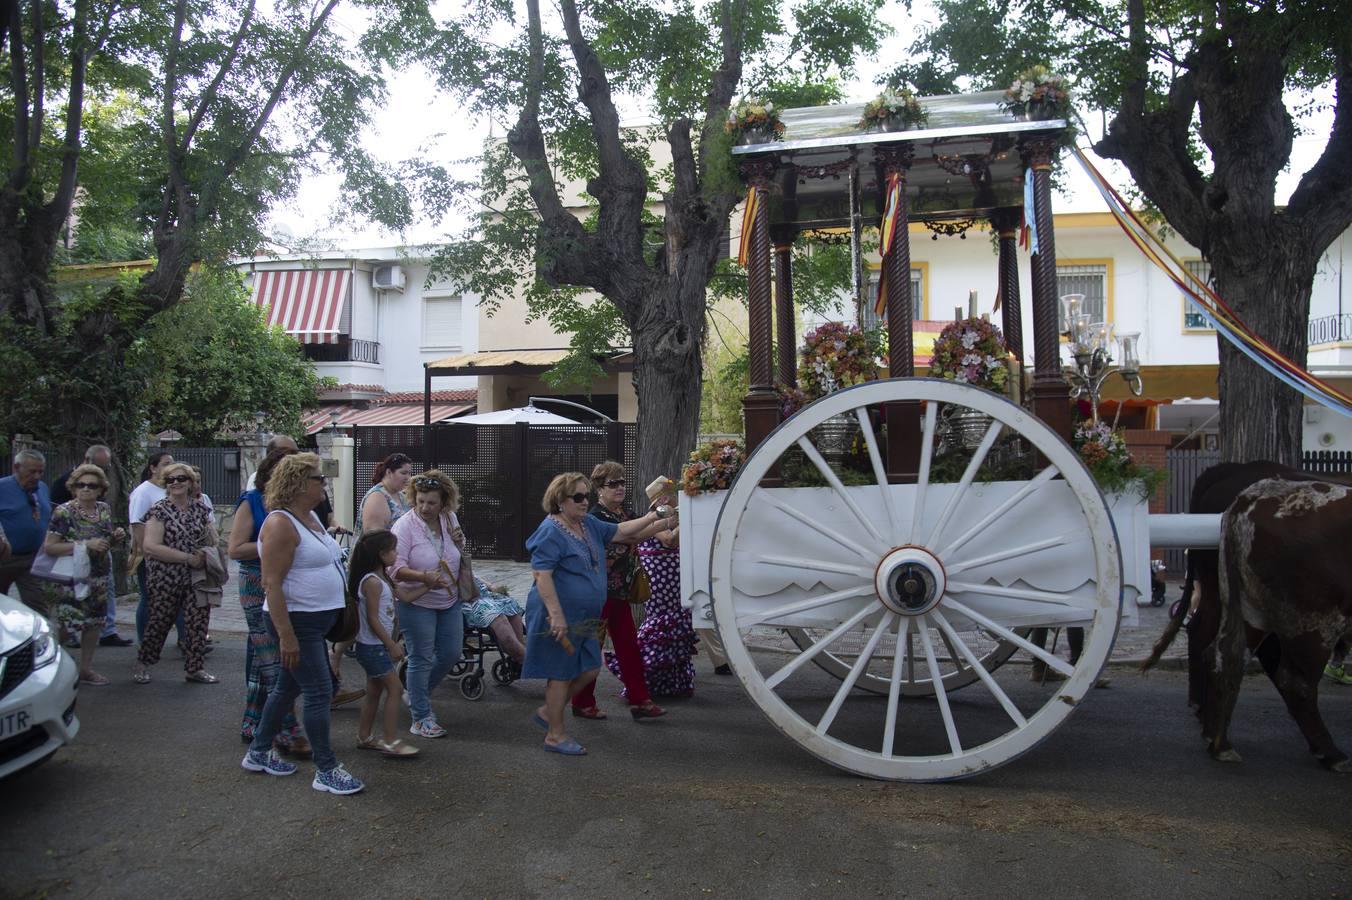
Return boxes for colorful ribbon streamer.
[1071,148,1352,418]
[879,172,902,258]
[736,188,759,268]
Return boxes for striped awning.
[302,402,475,435]
[251,269,351,344]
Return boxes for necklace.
[76,503,101,520]
[550,515,599,572]
[419,514,445,559]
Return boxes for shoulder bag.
[442,513,479,604]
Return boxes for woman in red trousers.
[573,461,670,720]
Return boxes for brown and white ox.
[1209,477,1352,771]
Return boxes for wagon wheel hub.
[874,546,945,617]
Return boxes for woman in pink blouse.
[389,470,465,739]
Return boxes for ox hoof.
[1210,748,1243,764]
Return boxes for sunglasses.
[567,492,589,504]
[603,479,626,488]
[74,482,103,491]
[164,475,194,485]
[413,477,441,489]
[308,474,328,484]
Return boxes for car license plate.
[0,705,33,740]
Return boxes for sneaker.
[330,686,366,709]
[312,764,365,795]
[409,718,447,739]
[1325,663,1352,685]
[241,749,297,777]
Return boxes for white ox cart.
[678,380,1219,781]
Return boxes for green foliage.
[127,266,325,443]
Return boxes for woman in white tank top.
[241,453,365,795]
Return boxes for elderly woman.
[43,464,125,686]
[570,461,665,720]
[241,453,363,794]
[228,447,307,754]
[390,470,466,739]
[133,463,217,685]
[523,472,675,755]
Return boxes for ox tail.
[1141,551,1194,673]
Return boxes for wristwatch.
[654,505,672,519]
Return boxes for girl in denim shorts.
[347,530,422,758]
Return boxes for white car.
[0,590,79,779]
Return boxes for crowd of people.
[0,442,708,796]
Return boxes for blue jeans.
[135,561,185,645]
[400,603,463,723]
[102,577,118,638]
[249,610,340,771]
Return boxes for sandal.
[629,701,666,720]
[572,705,607,720]
[131,666,151,685]
[356,735,384,751]
[184,671,220,684]
[79,673,111,686]
[380,739,420,758]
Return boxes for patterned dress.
[356,483,409,538]
[636,537,698,696]
[463,577,524,629]
[45,500,114,631]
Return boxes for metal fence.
[353,422,640,560]
[1163,447,1352,572]
[169,447,243,507]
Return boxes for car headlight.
[32,617,59,670]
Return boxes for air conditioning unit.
[372,264,406,293]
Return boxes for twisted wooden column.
[741,161,780,454]
[989,208,1024,365]
[1022,139,1071,439]
[877,146,919,481]
[772,230,797,388]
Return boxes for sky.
[265,1,1334,250]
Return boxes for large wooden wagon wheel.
[710,378,1122,781]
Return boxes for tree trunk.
[630,293,705,494]
[1212,246,1316,467]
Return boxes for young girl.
[347,530,423,758]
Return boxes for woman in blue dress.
[523,472,675,755]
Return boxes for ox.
[1208,478,1352,770]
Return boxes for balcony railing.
[1309,314,1352,346]
[303,339,381,365]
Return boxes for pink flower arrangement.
[779,322,884,418]
[929,317,1010,392]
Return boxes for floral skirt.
[51,577,111,632]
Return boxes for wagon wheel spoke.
[931,609,1026,727]
[794,436,890,553]
[925,419,1004,548]
[946,580,1079,609]
[855,408,899,541]
[737,583,873,628]
[916,615,962,755]
[940,596,1075,676]
[907,401,940,545]
[936,465,1060,560]
[945,531,1076,576]
[759,554,873,579]
[764,605,879,690]
[882,617,911,757]
[816,612,896,736]
[757,489,879,564]
[937,625,967,675]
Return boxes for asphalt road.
[3,638,1349,899]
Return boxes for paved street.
[3,625,1348,898]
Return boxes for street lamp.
[1060,294,1143,425]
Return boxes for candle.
[968,290,977,318]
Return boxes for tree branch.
[7,0,30,179]
[46,0,90,232]
[699,0,745,185]
[1286,36,1352,252]
[180,0,255,154]
[86,0,118,62]
[28,0,43,155]
[217,0,339,184]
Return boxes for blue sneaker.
[241,749,297,777]
[313,764,365,795]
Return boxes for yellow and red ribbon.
[736,187,759,267]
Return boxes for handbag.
[628,563,651,605]
[30,546,77,584]
[441,513,479,604]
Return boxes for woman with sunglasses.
[569,461,665,720]
[389,470,468,738]
[42,464,125,686]
[134,463,218,684]
[523,472,675,756]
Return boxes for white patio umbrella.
[449,404,578,425]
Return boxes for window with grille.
[1181,259,1213,330]
[860,268,924,330]
[422,295,463,349]
[1056,263,1107,329]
